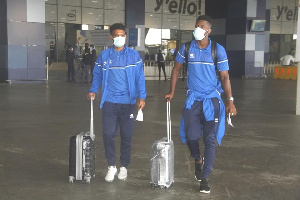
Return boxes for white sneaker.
[105,166,117,182]
[117,167,127,180]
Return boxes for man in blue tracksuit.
[87,23,146,183]
[165,15,237,194]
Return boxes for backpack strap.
[211,40,219,79]
[211,40,216,65]
[184,41,192,65]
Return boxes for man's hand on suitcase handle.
[164,93,174,102]
[87,93,95,100]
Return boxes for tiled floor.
[0,62,299,200]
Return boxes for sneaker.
[200,178,210,194]
[195,158,204,181]
[117,167,127,180]
[105,166,117,182]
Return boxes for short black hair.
[110,23,126,35]
[196,15,213,28]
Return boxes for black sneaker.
[200,178,210,194]
[195,158,204,181]
[195,162,202,181]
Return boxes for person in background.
[164,15,237,194]
[49,41,56,65]
[74,44,81,62]
[157,49,167,81]
[145,52,150,61]
[166,49,173,62]
[128,45,134,49]
[90,44,97,80]
[150,53,155,61]
[280,52,295,66]
[82,43,92,83]
[144,52,150,65]
[75,45,85,76]
[66,45,75,82]
[87,23,146,183]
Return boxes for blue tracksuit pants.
[102,102,135,168]
[182,98,220,179]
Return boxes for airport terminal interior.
[0,62,300,199]
[0,0,300,199]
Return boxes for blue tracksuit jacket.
[90,46,147,108]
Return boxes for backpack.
[157,53,164,62]
[184,40,219,78]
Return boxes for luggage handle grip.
[167,101,171,142]
[90,98,95,141]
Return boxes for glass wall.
[144,0,205,60]
[269,0,297,62]
[45,0,125,61]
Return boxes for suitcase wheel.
[69,176,74,183]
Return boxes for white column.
[297,62,300,115]
[296,0,300,115]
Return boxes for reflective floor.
[0,62,299,200]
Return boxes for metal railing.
[263,61,280,75]
[143,61,174,78]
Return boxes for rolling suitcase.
[69,98,96,184]
[150,100,174,189]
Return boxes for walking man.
[66,45,75,82]
[49,41,55,65]
[165,15,237,194]
[157,49,167,81]
[87,23,147,182]
[82,43,92,83]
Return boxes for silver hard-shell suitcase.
[150,101,174,189]
[69,98,96,184]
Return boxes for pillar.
[207,0,269,77]
[125,0,145,59]
[0,0,46,83]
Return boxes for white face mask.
[113,36,126,48]
[193,27,208,41]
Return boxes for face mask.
[193,27,208,41]
[113,36,126,48]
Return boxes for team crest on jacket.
[190,54,194,59]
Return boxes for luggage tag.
[136,109,143,121]
[227,114,234,127]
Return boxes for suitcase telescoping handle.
[166,99,171,142]
[90,97,95,141]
